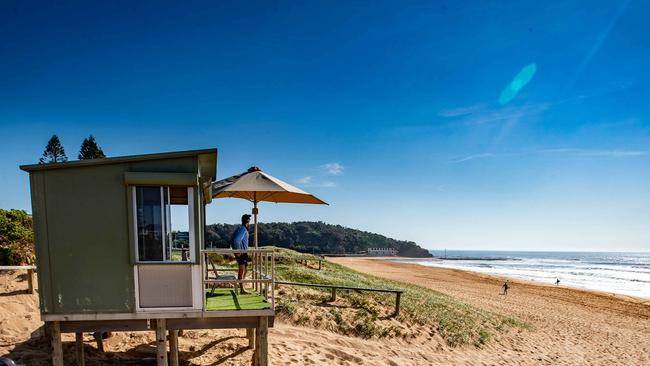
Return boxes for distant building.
[367,247,398,256]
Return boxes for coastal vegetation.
[0,209,34,265]
[268,247,528,347]
[207,221,432,257]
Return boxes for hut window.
[135,186,193,262]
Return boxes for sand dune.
[2,260,650,365]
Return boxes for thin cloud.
[437,102,550,125]
[296,175,338,188]
[438,103,487,117]
[462,103,551,125]
[321,163,344,176]
[319,181,337,188]
[450,148,648,163]
[297,176,313,184]
[451,153,498,163]
[582,150,647,157]
[539,148,648,158]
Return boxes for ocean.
[397,250,650,299]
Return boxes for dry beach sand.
[2,259,650,365]
[329,257,650,365]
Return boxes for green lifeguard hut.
[20,148,274,366]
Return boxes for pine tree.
[78,135,106,160]
[39,135,68,164]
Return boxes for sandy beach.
[2,260,650,365]
[329,257,650,365]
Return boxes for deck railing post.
[271,251,275,309]
[253,252,260,291]
[201,252,206,310]
[264,253,268,299]
[251,252,258,291]
[394,292,401,317]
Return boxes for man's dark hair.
[241,214,252,225]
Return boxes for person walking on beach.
[502,281,509,295]
[231,214,251,295]
[556,278,560,286]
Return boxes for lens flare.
[499,63,537,105]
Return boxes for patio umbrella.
[211,166,328,247]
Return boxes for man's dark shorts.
[236,253,249,266]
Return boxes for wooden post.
[50,321,63,366]
[255,317,268,366]
[253,252,258,293]
[93,332,104,352]
[394,292,401,317]
[75,332,85,366]
[331,287,336,302]
[247,328,255,349]
[318,259,322,271]
[27,268,35,294]
[155,319,168,366]
[169,330,179,366]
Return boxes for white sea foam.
[398,251,650,299]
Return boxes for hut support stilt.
[50,321,63,366]
[247,328,255,349]
[169,329,179,366]
[254,317,268,366]
[75,332,85,366]
[156,319,168,366]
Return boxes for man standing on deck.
[232,214,251,294]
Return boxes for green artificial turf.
[205,288,271,311]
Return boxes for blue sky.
[1,1,649,251]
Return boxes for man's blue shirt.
[231,225,249,250]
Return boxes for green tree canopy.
[0,209,34,265]
[206,221,432,257]
[78,135,106,160]
[39,134,68,164]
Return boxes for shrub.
[0,209,35,265]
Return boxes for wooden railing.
[0,265,36,294]
[275,281,403,316]
[200,248,275,311]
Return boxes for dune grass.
[268,247,528,347]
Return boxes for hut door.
[133,186,201,310]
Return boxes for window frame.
[132,186,196,264]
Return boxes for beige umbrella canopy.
[211,167,328,247]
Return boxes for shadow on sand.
[2,333,252,366]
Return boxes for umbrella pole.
[253,198,258,248]
[252,198,259,293]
